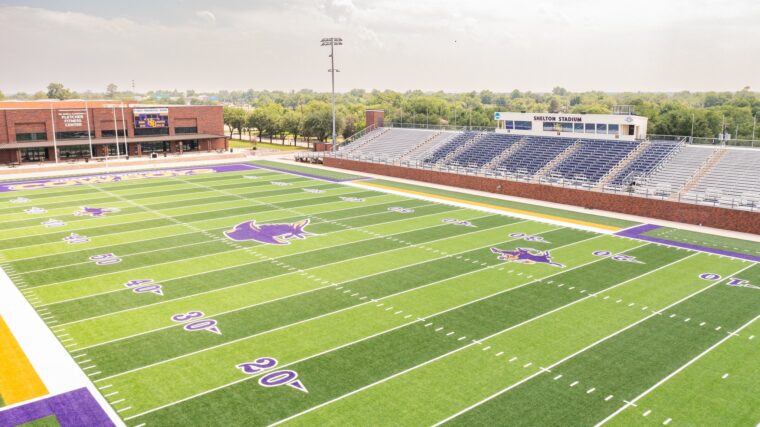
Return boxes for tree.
[46,83,72,100]
[0,90,4,100]
[552,86,568,96]
[283,110,303,145]
[548,97,561,113]
[222,106,246,139]
[32,91,47,100]
[106,83,118,97]
[303,101,343,142]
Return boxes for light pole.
[321,37,342,153]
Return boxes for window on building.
[504,121,514,130]
[175,127,198,134]
[514,121,532,130]
[182,140,199,152]
[134,127,170,136]
[16,132,47,141]
[585,123,595,133]
[543,122,558,131]
[106,143,129,156]
[20,147,48,162]
[55,131,94,140]
[141,142,169,153]
[58,145,91,159]
[101,129,128,138]
[574,123,584,133]
[596,124,607,134]
[608,124,619,134]
[561,123,573,132]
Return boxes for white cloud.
[195,10,217,24]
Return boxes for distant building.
[493,111,648,141]
[0,100,227,164]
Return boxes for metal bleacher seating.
[688,148,760,200]
[423,131,479,164]
[551,139,640,185]
[339,128,437,159]
[609,141,681,186]
[645,145,716,195]
[493,136,575,177]
[448,133,522,169]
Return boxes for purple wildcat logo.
[74,207,120,217]
[224,219,314,245]
[490,247,564,268]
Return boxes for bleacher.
[551,139,640,185]
[645,146,716,195]
[423,131,480,164]
[448,133,522,169]
[688,149,760,201]
[494,136,575,177]
[339,128,437,160]
[609,141,681,186]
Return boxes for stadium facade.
[0,100,226,164]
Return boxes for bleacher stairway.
[596,141,650,189]
[435,132,486,167]
[677,148,728,198]
[535,140,582,180]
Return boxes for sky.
[0,0,759,94]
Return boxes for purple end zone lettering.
[0,163,257,193]
[0,388,114,427]
[699,273,721,281]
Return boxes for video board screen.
[134,108,169,129]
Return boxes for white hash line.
[76,217,521,351]
[431,263,755,427]
[50,207,473,311]
[595,313,760,426]
[90,220,541,374]
[120,233,613,419]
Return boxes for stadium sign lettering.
[533,115,583,122]
[6,168,216,191]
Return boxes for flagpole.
[49,103,59,163]
[85,101,93,159]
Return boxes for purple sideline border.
[616,224,760,263]
[0,163,258,193]
[249,163,371,183]
[0,388,114,427]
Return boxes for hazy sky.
[1,0,758,94]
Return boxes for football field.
[0,162,758,426]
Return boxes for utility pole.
[321,37,342,152]
[752,114,756,142]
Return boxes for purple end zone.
[0,163,258,193]
[0,388,114,427]
[616,224,760,263]
[249,163,370,183]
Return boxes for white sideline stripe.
[120,233,612,418]
[595,313,760,426]
[433,263,755,427]
[269,244,679,426]
[66,213,505,333]
[35,201,469,302]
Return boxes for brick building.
[0,100,227,164]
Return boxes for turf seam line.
[429,262,755,427]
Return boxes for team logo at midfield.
[490,247,565,268]
[74,207,120,217]
[443,218,476,227]
[224,219,314,245]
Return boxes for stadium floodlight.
[321,37,342,153]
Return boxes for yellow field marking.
[354,181,621,232]
[0,316,48,405]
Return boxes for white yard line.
[430,263,756,426]
[595,313,760,426]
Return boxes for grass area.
[643,226,760,256]
[369,178,639,229]
[0,164,755,426]
[229,138,303,151]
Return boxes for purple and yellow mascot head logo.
[224,219,314,245]
[490,247,564,268]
